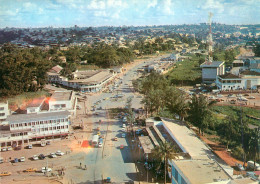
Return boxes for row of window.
[10,118,69,128]
[0,113,5,116]
[11,132,28,137]
[32,125,69,132]
[172,165,187,184]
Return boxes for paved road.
[66,56,167,183]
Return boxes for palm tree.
[151,141,177,184]
[248,128,259,170]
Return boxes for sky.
[0,0,259,28]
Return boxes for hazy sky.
[0,0,259,28]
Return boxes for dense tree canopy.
[0,44,51,97]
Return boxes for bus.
[92,135,99,146]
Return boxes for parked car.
[41,167,52,173]
[14,146,21,150]
[120,145,124,149]
[122,133,126,138]
[49,153,57,158]
[46,141,51,145]
[248,96,255,99]
[38,154,45,160]
[27,144,33,149]
[7,146,12,151]
[24,168,37,172]
[13,158,19,163]
[19,157,25,162]
[56,150,64,156]
[32,155,38,160]
[114,137,118,141]
[1,147,7,152]
[0,172,11,176]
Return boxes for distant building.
[233,60,244,67]
[200,61,225,84]
[216,70,260,90]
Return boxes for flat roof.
[49,91,73,101]
[161,118,210,158]
[138,136,154,154]
[70,70,113,85]
[6,111,71,124]
[200,61,224,68]
[173,159,230,184]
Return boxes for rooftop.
[161,118,210,159]
[49,91,73,102]
[49,65,63,74]
[200,61,225,68]
[6,111,71,124]
[70,70,113,85]
[240,70,260,76]
[173,159,231,184]
[219,73,241,79]
[138,136,154,154]
[233,60,244,64]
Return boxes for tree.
[151,141,177,184]
[247,128,259,170]
[187,94,216,135]
[220,116,239,150]
[253,44,260,57]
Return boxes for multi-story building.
[0,101,9,123]
[48,91,77,116]
[0,111,71,147]
[200,61,225,84]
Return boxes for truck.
[92,135,99,146]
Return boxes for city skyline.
[0,0,260,28]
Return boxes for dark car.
[38,154,45,160]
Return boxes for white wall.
[0,102,9,120]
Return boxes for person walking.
[80,162,82,168]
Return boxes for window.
[0,113,5,116]
[61,126,64,129]
[45,128,48,131]
[0,107,4,111]
[175,169,178,182]
[53,127,56,130]
[41,128,44,131]
[28,122,31,126]
[44,121,48,124]
[57,119,60,123]
[61,119,64,122]
[40,121,43,124]
[24,123,27,126]
[57,126,60,130]
[49,127,53,130]
[61,104,66,108]
[19,123,22,127]
[65,125,68,129]
[24,132,28,135]
[32,122,35,126]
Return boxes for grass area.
[211,105,260,126]
[8,90,50,109]
[166,59,202,85]
[77,64,100,70]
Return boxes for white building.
[0,101,9,123]
[48,91,77,116]
[1,111,71,147]
[200,61,225,84]
[216,71,260,91]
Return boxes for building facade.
[200,61,225,84]
[0,101,9,123]
[0,111,71,147]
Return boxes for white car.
[49,153,57,158]
[122,133,126,138]
[56,150,64,156]
[19,157,25,162]
[32,155,38,160]
[248,96,255,99]
[41,167,52,173]
[122,124,126,128]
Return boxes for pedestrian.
[85,165,86,170]
[80,162,82,168]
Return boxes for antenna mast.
[208,12,213,63]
